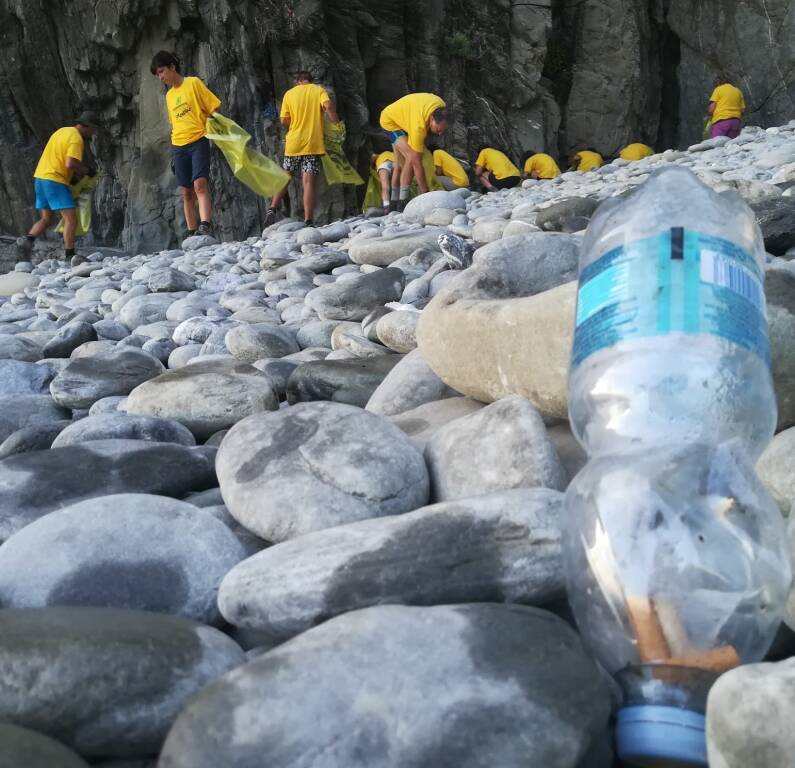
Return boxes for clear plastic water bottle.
[562,167,792,767]
[568,165,775,460]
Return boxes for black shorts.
[283,154,322,175]
[172,137,211,188]
[488,173,520,190]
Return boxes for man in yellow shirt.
[427,145,469,190]
[151,51,221,238]
[16,112,98,263]
[619,143,655,161]
[568,149,604,172]
[473,147,521,192]
[266,72,340,227]
[708,78,745,139]
[520,151,561,180]
[379,93,449,211]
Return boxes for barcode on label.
[700,249,764,312]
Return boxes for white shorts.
[377,161,394,173]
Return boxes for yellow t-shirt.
[281,83,331,156]
[523,153,561,179]
[166,76,222,146]
[619,143,655,161]
[380,93,446,153]
[576,151,603,171]
[34,126,84,184]
[433,149,468,187]
[375,151,395,167]
[475,148,520,180]
[710,84,745,124]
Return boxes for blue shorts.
[34,178,75,211]
[385,129,408,145]
[172,136,210,188]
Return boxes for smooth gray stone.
[219,488,565,639]
[286,355,403,408]
[182,487,225,507]
[182,234,220,250]
[0,722,90,768]
[389,397,485,451]
[0,607,243,757]
[706,658,795,768]
[225,323,300,362]
[69,340,118,359]
[401,191,465,223]
[148,268,196,293]
[0,420,71,460]
[535,197,599,231]
[375,309,419,352]
[294,249,349,273]
[0,334,42,361]
[0,359,56,394]
[0,394,71,442]
[305,267,405,321]
[361,306,392,342]
[201,503,270,557]
[0,440,217,543]
[204,429,228,447]
[158,604,610,768]
[49,347,165,409]
[0,494,246,625]
[751,197,795,255]
[125,359,279,441]
[141,337,176,363]
[88,396,128,415]
[366,348,458,417]
[94,318,131,341]
[228,305,281,324]
[425,396,566,501]
[51,413,197,448]
[118,293,178,330]
[41,320,97,358]
[216,401,429,542]
[167,344,203,369]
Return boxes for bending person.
[708,78,745,139]
[379,93,449,211]
[568,149,604,172]
[474,146,521,192]
[16,112,98,264]
[428,144,469,190]
[266,72,339,227]
[521,151,561,180]
[620,143,655,161]
[371,150,395,214]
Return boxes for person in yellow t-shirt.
[473,147,521,192]
[371,150,396,214]
[427,145,469,190]
[266,72,340,227]
[379,93,449,211]
[708,78,745,139]
[568,149,604,172]
[15,112,98,264]
[619,143,655,161]
[520,151,561,180]
[151,51,221,239]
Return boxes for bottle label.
[573,228,769,367]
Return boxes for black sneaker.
[395,199,408,213]
[196,222,213,237]
[263,209,276,228]
[303,219,314,228]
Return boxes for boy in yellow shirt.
[16,112,98,263]
[151,51,221,238]
[427,144,469,190]
[619,143,655,161]
[371,150,396,214]
[708,78,745,139]
[379,93,449,211]
[267,72,340,227]
[568,149,604,172]
[521,151,561,180]
[473,147,521,192]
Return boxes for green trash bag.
[206,113,290,197]
[55,174,98,238]
[362,169,383,212]
[408,149,444,197]
[321,120,364,186]
[703,117,713,140]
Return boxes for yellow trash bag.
[362,170,383,212]
[55,174,98,238]
[703,117,713,140]
[321,121,364,186]
[408,149,444,197]
[206,113,290,197]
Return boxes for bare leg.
[302,171,317,222]
[194,177,211,222]
[28,209,54,238]
[478,170,497,192]
[181,186,199,231]
[59,208,77,250]
[270,176,292,210]
[378,168,391,202]
[393,138,416,189]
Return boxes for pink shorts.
[710,118,742,139]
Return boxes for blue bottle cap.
[616,705,707,767]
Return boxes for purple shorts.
[710,118,742,139]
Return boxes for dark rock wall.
[0,0,792,251]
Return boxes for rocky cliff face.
[0,0,793,252]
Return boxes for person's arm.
[435,164,444,177]
[407,148,429,193]
[530,170,540,180]
[66,155,93,178]
[474,164,484,177]
[708,102,716,116]
[281,115,291,129]
[322,99,340,124]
